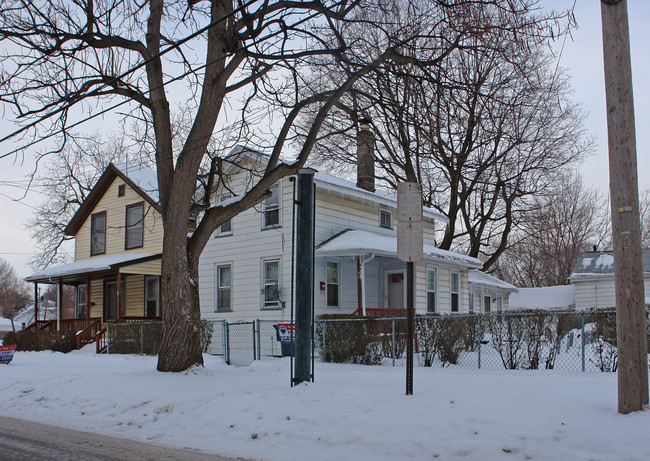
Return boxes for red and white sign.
[0,345,17,365]
[277,323,295,344]
[397,182,423,263]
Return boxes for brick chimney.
[356,118,375,192]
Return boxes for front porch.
[25,253,163,352]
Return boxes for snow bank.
[1,351,648,461]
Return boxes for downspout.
[360,254,375,316]
[357,257,362,315]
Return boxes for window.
[262,183,280,228]
[118,184,125,197]
[145,276,160,317]
[216,264,232,312]
[262,259,280,309]
[484,295,491,313]
[496,296,503,313]
[77,284,87,319]
[91,212,106,255]
[326,261,340,308]
[379,209,392,229]
[468,292,475,314]
[426,268,437,313]
[450,272,460,313]
[125,203,144,249]
[216,194,233,236]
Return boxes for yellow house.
[25,163,163,347]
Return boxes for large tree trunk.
[157,228,203,372]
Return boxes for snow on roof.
[114,162,159,203]
[222,146,449,224]
[313,172,449,224]
[25,253,157,282]
[508,285,575,310]
[468,270,518,292]
[570,249,650,280]
[316,229,482,268]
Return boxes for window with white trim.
[216,193,233,236]
[379,209,392,229]
[496,296,503,313]
[262,259,280,309]
[450,271,460,313]
[426,268,437,313]
[326,261,340,308]
[262,183,280,228]
[469,292,475,314]
[216,264,232,312]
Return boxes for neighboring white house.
[467,270,518,313]
[508,285,575,311]
[198,140,511,322]
[569,250,650,309]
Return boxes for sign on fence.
[0,345,17,364]
[277,323,295,344]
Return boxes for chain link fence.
[316,310,636,372]
[102,310,645,373]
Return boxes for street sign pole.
[397,182,423,396]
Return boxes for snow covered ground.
[0,349,648,461]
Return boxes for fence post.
[581,312,586,372]
[252,321,257,361]
[478,315,482,370]
[140,323,144,355]
[392,318,396,367]
[225,322,230,365]
[256,319,261,360]
[221,320,227,361]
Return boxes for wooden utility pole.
[601,0,649,413]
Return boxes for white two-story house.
[198,132,508,322]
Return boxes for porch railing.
[75,318,102,349]
[96,327,108,354]
[353,307,408,317]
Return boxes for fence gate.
[226,321,256,367]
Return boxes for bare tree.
[492,174,608,287]
[305,2,590,269]
[0,0,569,371]
[0,258,31,318]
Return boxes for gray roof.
[569,249,650,280]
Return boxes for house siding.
[75,176,163,261]
[199,166,471,322]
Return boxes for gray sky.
[0,0,648,279]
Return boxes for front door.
[385,271,405,309]
[104,280,125,322]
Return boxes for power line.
[0,6,331,162]
[0,0,258,147]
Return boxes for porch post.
[85,277,91,323]
[33,283,39,323]
[57,279,63,331]
[356,257,362,315]
[116,271,121,321]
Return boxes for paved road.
[0,415,245,461]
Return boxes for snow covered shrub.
[200,320,214,353]
[436,316,468,366]
[317,315,382,365]
[487,314,526,369]
[3,330,76,352]
[380,318,408,360]
[416,316,439,367]
[462,315,480,352]
[586,310,618,372]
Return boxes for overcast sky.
[0,0,648,280]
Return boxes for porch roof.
[468,269,518,292]
[25,253,160,284]
[316,229,483,269]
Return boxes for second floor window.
[263,183,280,228]
[379,209,392,229]
[91,212,106,255]
[217,194,233,236]
[126,203,144,249]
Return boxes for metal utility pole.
[294,169,315,385]
[601,0,649,413]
